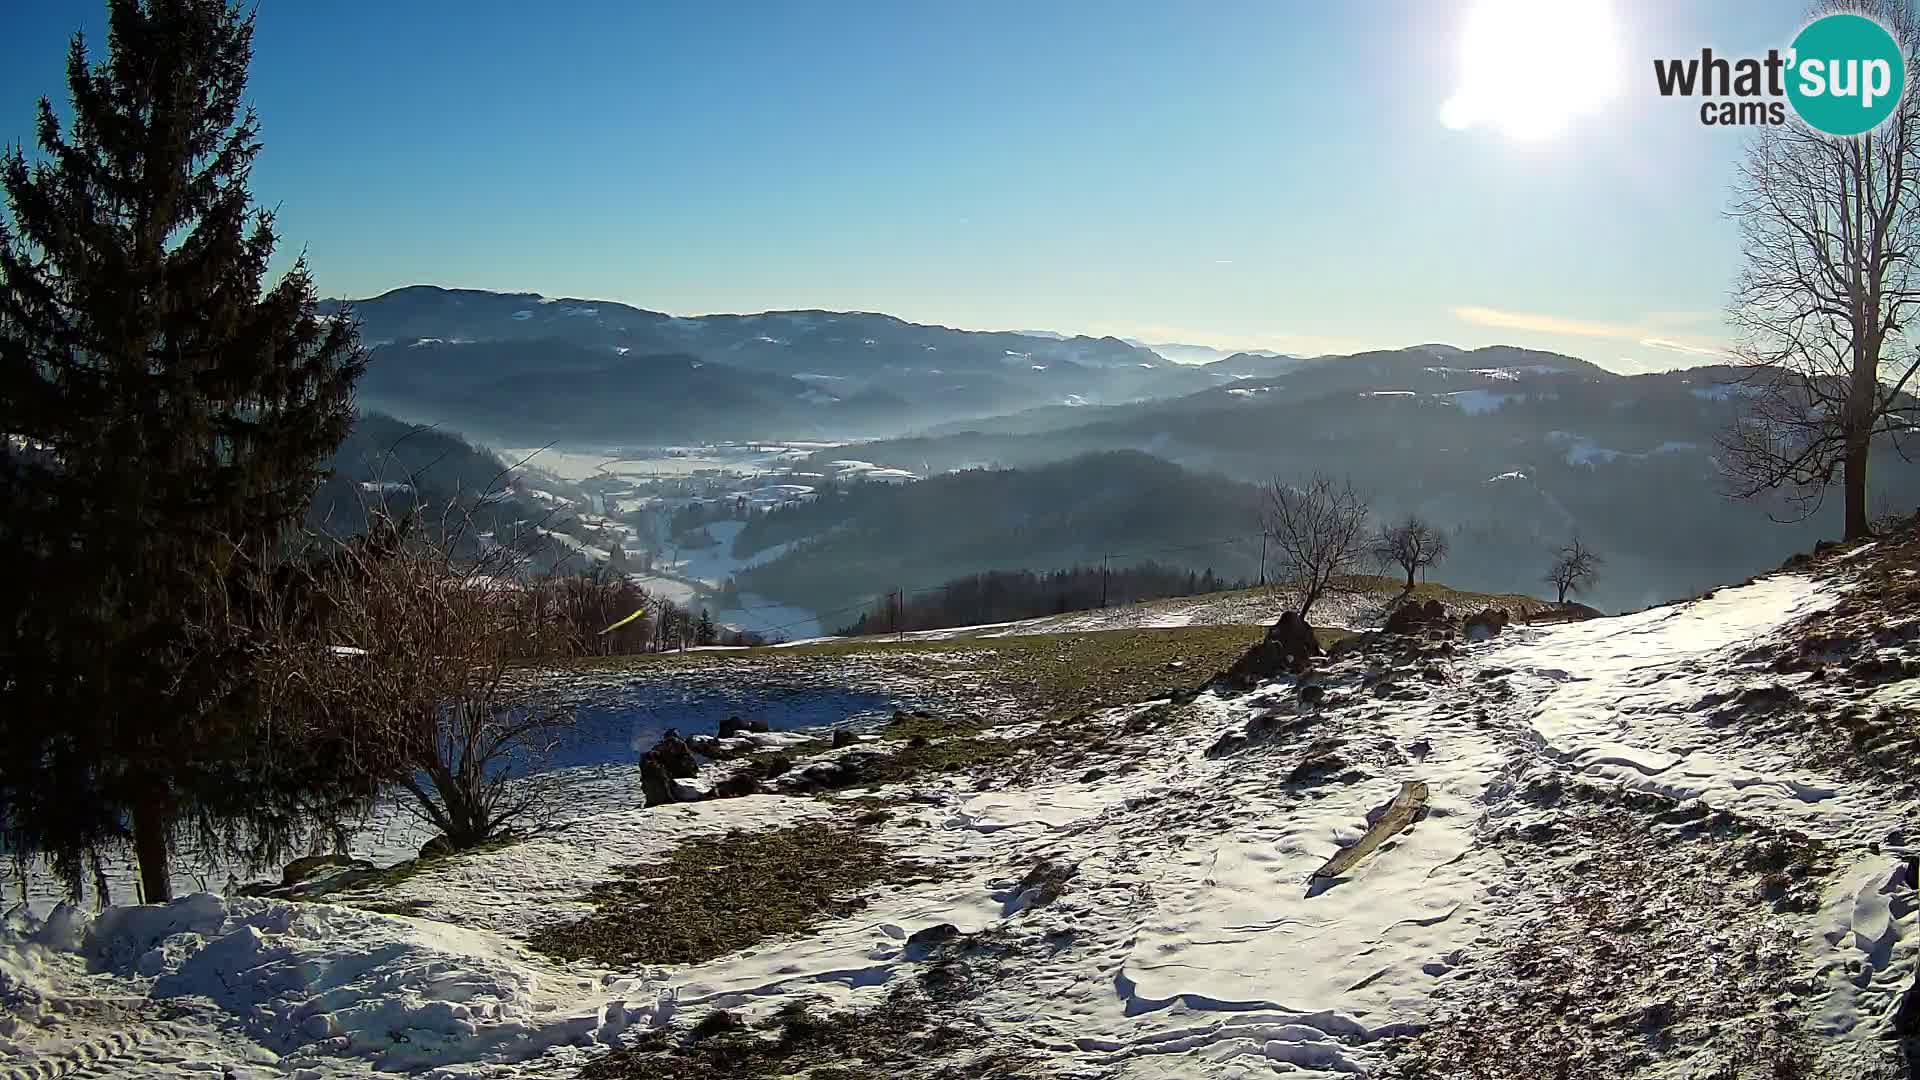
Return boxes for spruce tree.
[0,1,366,902]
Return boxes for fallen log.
[1312,780,1429,880]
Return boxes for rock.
[832,728,858,749]
[748,719,771,734]
[1325,633,1371,661]
[652,730,700,777]
[712,772,761,799]
[640,754,675,806]
[752,753,793,779]
[794,755,871,791]
[690,1009,743,1041]
[670,777,712,802]
[1206,731,1249,757]
[302,1013,338,1040]
[1221,611,1322,688]
[281,853,355,886]
[1012,859,1078,907]
[718,716,749,738]
[640,729,701,807]
[1079,768,1108,784]
[1386,599,1453,637]
[419,835,455,860]
[1463,608,1510,639]
[906,923,961,952]
[1299,684,1326,706]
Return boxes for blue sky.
[0,1,1811,369]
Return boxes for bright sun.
[1440,0,1624,140]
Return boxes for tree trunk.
[1844,436,1871,541]
[131,793,172,904]
[1845,332,1880,541]
[1405,567,1416,590]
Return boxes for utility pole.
[1100,554,1110,608]
[1258,531,1268,588]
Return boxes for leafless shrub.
[555,564,655,656]
[238,486,582,853]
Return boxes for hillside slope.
[736,451,1267,615]
[6,532,1916,1078]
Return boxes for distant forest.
[835,561,1247,635]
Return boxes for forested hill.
[736,452,1268,615]
[794,357,1920,613]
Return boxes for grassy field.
[573,623,1275,727]
[816,576,1557,643]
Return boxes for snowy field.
[503,445,835,484]
[5,570,1916,1077]
[7,663,937,916]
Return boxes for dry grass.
[1377,788,1838,1080]
[529,823,936,968]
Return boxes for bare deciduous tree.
[1371,514,1451,590]
[1263,473,1371,621]
[1545,537,1602,606]
[1722,0,1920,540]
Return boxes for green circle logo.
[1787,13,1906,136]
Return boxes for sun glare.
[1441,0,1624,140]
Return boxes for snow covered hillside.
[5,538,1918,1078]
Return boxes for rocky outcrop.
[1384,598,1449,636]
[1464,608,1511,639]
[1221,611,1322,689]
[641,729,701,807]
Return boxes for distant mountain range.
[326,286,1254,444]
[1123,340,1294,367]
[317,287,1920,612]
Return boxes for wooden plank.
[1312,780,1429,880]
